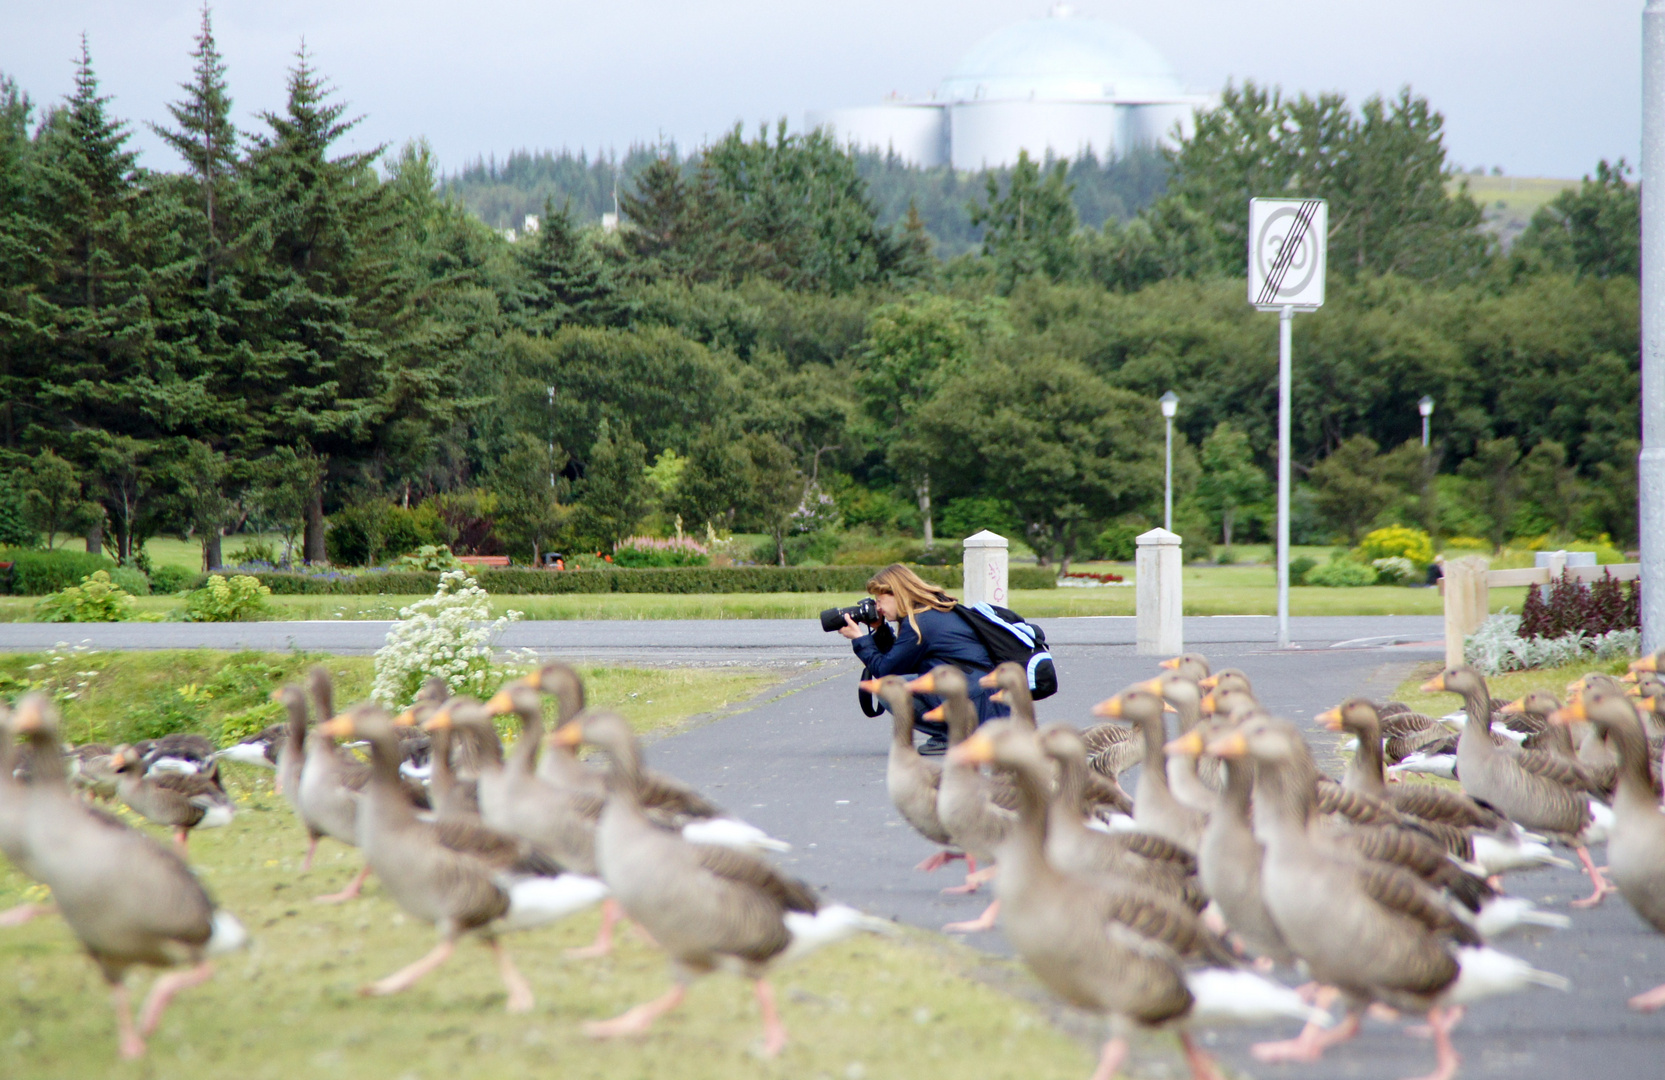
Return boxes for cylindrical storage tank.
[947,99,1120,171]
[805,105,948,167]
[1122,101,1201,148]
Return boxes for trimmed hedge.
[242,564,1059,596]
[0,548,118,595]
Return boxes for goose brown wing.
[1353,860,1481,947]
[639,771,722,820]
[1514,748,1601,794]
[431,819,566,877]
[692,845,818,914]
[1387,783,1505,831]
[1086,878,1236,966]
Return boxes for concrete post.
[1442,556,1491,669]
[962,530,1009,608]
[1136,528,1183,656]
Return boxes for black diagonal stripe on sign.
[1256,200,1320,305]
[1262,200,1319,303]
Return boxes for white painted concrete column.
[1442,556,1491,669]
[1136,527,1183,656]
[962,530,1009,607]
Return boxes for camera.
[819,596,880,632]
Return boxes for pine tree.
[510,197,628,332]
[0,75,39,449]
[152,4,238,288]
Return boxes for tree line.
[0,13,1642,574]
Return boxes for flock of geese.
[3,648,1665,1079]
[861,652,1665,1080]
[0,664,884,1062]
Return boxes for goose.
[216,723,286,770]
[316,704,607,1011]
[9,695,249,1059]
[135,733,219,778]
[1160,653,1212,681]
[1556,689,1665,1011]
[910,666,1015,931]
[0,704,56,928]
[66,742,120,801]
[952,720,1329,1080]
[1035,724,1205,913]
[859,674,961,872]
[1091,687,1206,853]
[1142,671,1225,798]
[501,663,607,793]
[1322,698,1572,878]
[1424,666,1617,907]
[561,709,888,1057]
[111,745,235,853]
[1207,715,1569,1078]
[979,662,1135,817]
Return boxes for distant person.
[837,563,1006,754]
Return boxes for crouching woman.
[837,563,1006,754]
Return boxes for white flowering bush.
[1464,612,1641,675]
[1371,556,1418,585]
[371,571,523,708]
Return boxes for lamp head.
[1418,395,1434,418]
[1159,390,1179,419]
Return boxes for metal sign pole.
[1642,0,1665,654]
[1277,305,1293,649]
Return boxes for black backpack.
[955,602,1058,700]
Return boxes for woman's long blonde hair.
[866,563,957,638]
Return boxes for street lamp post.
[1159,391,1179,532]
[1418,395,1434,448]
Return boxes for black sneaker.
[917,733,947,756]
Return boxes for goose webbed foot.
[914,849,966,873]
[315,864,372,904]
[567,898,621,959]
[361,939,456,997]
[1569,846,1618,908]
[1251,1002,1360,1064]
[1179,1032,1226,1080]
[487,939,534,1014]
[1400,1005,1461,1080]
[943,899,999,933]
[584,984,687,1039]
[300,835,319,872]
[941,864,997,895]
[1630,981,1665,1011]
[110,982,145,1060]
[0,901,54,927]
[1088,1036,1129,1080]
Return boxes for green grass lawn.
[0,675,1097,1080]
[1385,654,1636,716]
[0,650,788,748]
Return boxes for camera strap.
[857,665,885,717]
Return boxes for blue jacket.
[851,607,1007,723]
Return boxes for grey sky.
[0,1,1642,180]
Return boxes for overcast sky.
[0,1,1643,180]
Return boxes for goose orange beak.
[1091,695,1126,719]
[1205,730,1250,759]
[1134,676,1165,695]
[977,671,1000,689]
[393,708,418,728]
[551,720,583,748]
[1198,674,1220,690]
[1499,697,1526,715]
[486,690,515,715]
[1200,692,1219,714]
[519,672,541,688]
[1317,706,1344,731]
[1164,730,1204,756]
[1159,656,1182,670]
[421,709,454,732]
[1549,701,1589,725]
[1630,654,1661,674]
[990,689,1008,704]
[1642,696,1660,713]
[921,704,946,722]
[858,678,882,693]
[949,730,995,767]
[317,713,355,738]
[268,688,284,702]
[1621,671,1639,684]
[10,700,42,734]
[1419,673,1446,692]
[906,673,938,695]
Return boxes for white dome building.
[807,5,1211,170]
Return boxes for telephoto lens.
[818,596,878,632]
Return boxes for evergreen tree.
[569,420,650,551]
[0,75,39,449]
[1514,159,1639,279]
[488,432,569,563]
[968,150,1080,291]
[152,4,238,288]
[509,196,628,331]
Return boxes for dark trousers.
[877,675,1007,742]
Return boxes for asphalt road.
[632,628,1661,1080]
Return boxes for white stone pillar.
[1442,556,1491,669]
[1136,528,1183,656]
[962,530,1009,608]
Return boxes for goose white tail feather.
[498,874,608,931]
[216,744,275,768]
[1184,969,1334,1028]
[1473,896,1571,938]
[779,905,892,964]
[198,802,235,829]
[1584,800,1615,843]
[1387,753,1457,780]
[681,817,792,853]
[1085,813,1139,835]
[1471,834,1572,875]
[206,910,249,956]
[1444,946,1569,1005]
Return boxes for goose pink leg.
[584,984,687,1039]
[755,977,788,1058]
[1180,1032,1226,1080]
[315,863,372,904]
[914,849,966,872]
[487,939,534,1014]
[139,960,215,1036]
[0,902,53,927]
[1089,1036,1129,1080]
[1630,982,1665,1011]
[1252,999,1360,1064]
[568,898,622,959]
[1570,846,1618,908]
[1401,1005,1461,1080]
[362,939,456,997]
[943,899,999,933]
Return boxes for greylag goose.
[953,720,1328,1080]
[979,662,1134,817]
[502,663,605,793]
[9,695,248,1059]
[1558,689,1665,1010]
[1424,666,1617,906]
[316,705,606,1011]
[135,733,219,778]
[561,709,888,1057]
[1092,687,1206,853]
[1035,724,1205,913]
[66,741,120,800]
[1160,653,1212,681]
[859,674,960,871]
[0,704,56,927]
[1207,715,1569,1078]
[910,666,1015,931]
[111,745,234,853]
[1322,698,1572,878]
[216,722,286,770]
